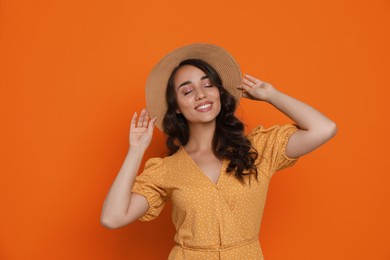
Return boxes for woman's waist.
[174,236,259,252]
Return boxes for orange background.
[1,0,389,259]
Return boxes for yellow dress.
[131,124,300,259]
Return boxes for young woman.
[101,43,337,259]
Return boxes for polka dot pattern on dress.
[131,123,301,259]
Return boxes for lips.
[195,101,213,112]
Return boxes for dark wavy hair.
[162,59,259,184]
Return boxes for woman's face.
[173,65,221,126]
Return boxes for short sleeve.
[131,157,168,221]
[248,123,301,178]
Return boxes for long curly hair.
[162,59,259,184]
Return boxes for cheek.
[215,91,222,112]
[210,88,221,103]
[211,87,220,98]
[176,96,192,111]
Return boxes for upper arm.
[285,122,338,158]
[123,193,150,225]
[102,193,149,229]
[105,157,168,228]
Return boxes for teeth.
[197,104,211,110]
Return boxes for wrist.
[265,87,281,104]
[127,146,147,157]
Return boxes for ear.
[176,109,181,114]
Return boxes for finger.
[137,109,146,128]
[235,86,250,98]
[241,92,253,99]
[246,76,264,87]
[243,78,255,87]
[242,80,255,91]
[238,83,252,93]
[147,117,157,135]
[131,112,137,130]
[142,109,149,128]
[244,74,262,83]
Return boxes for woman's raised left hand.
[237,74,277,102]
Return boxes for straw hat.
[145,43,242,130]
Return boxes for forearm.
[101,147,145,222]
[267,88,336,132]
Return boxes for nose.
[195,87,206,101]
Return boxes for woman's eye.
[204,84,213,88]
[184,89,193,95]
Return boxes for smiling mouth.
[195,103,212,112]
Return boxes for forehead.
[173,65,207,84]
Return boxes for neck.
[185,121,216,153]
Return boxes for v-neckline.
[180,146,224,187]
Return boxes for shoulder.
[247,123,301,174]
[247,123,300,147]
[144,157,165,169]
[249,123,298,133]
[248,123,299,137]
[139,157,168,181]
[143,147,184,173]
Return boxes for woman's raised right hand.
[129,108,156,150]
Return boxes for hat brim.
[145,43,242,131]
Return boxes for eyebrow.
[178,75,209,89]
